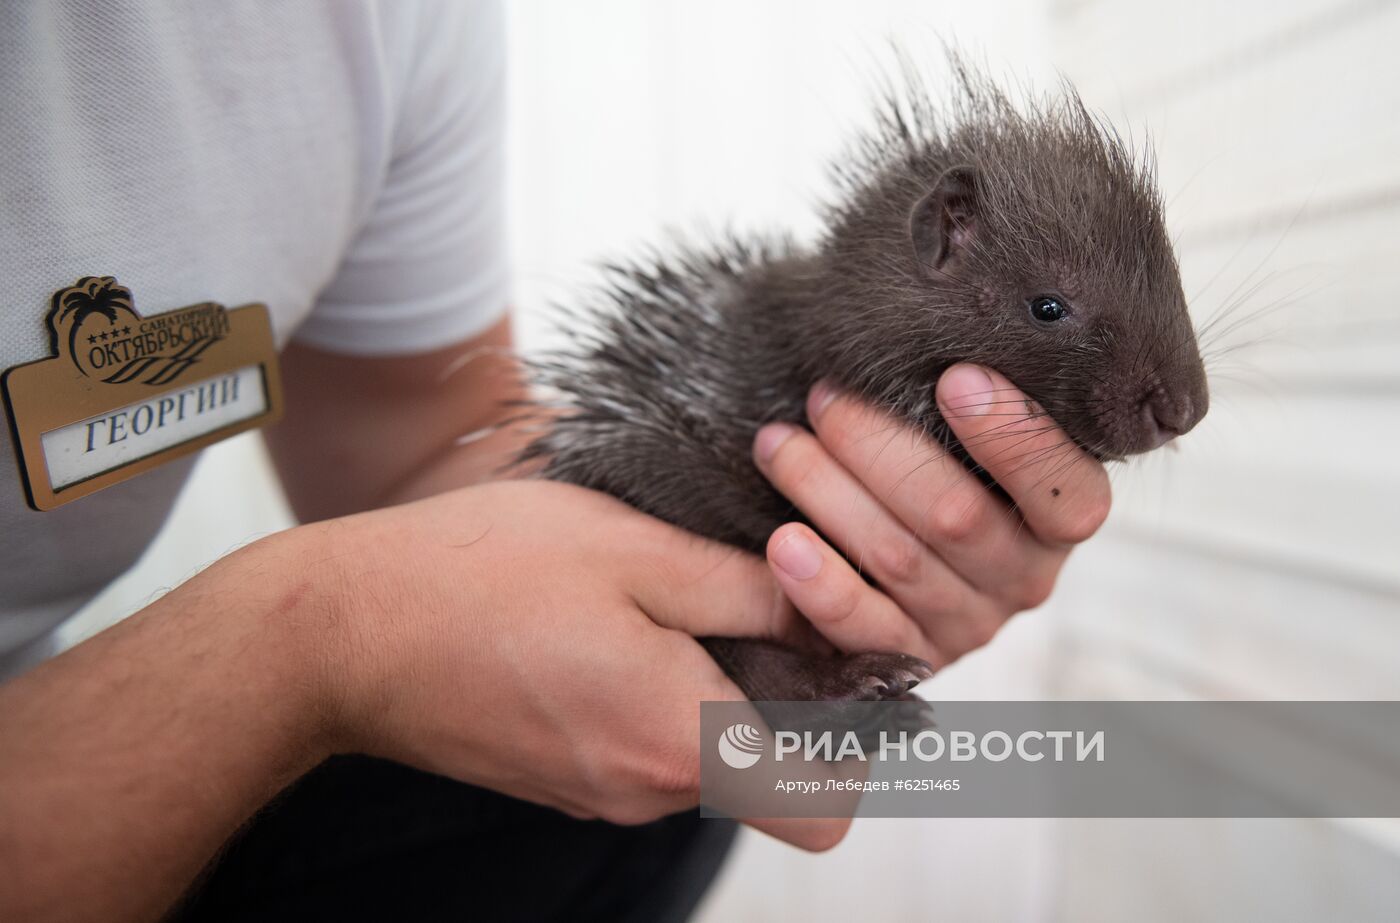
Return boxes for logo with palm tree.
[46,276,229,386]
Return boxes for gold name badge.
[2,276,283,511]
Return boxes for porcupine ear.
[908,165,978,276]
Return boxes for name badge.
[2,276,283,511]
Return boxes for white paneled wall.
[1040,0,1400,919]
[57,1,1399,920]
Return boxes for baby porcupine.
[518,58,1208,703]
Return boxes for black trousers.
[169,755,738,923]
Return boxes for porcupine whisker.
[1198,275,1286,348]
[965,429,1070,471]
[1199,281,1310,356]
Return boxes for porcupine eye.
[1028,295,1069,323]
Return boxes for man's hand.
[0,478,846,923]
[312,478,845,848]
[752,363,1111,668]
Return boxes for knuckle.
[587,734,699,826]
[925,492,985,544]
[753,569,795,634]
[818,578,864,627]
[602,753,696,827]
[815,401,895,471]
[961,615,1002,652]
[639,749,700,800]
[915,637,949,670]
[771,434,823,494]
[920,574,969,621]
[1012,568,1058,611]
[874,534,924,586]
[811,396,859,447]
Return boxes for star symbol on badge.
[87,334,97,344]
[122,326,131,335]
[98,331,109,341]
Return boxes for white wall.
[60,1,1400,920]
[1037,0,1400,920]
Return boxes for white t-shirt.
[0,0,509,678]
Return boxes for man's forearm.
[383,411,538,506]
[267,318,531,522]
[0,527,336,923]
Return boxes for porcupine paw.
[701,638,934,704]
[783,650,938,745]
[817,651,935,702]
[816,653,938,744]
[702,639,937,742]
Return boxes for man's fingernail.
[754,423,796,464]
[939,364,996,418]
[808,381,837,421]
[772,531,823,580]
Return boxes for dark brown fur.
[519,59,1208,702]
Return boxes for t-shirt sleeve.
[294,0,509,355]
